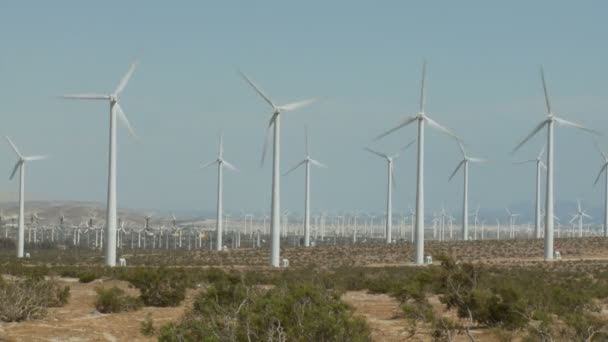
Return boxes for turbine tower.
[239,71,317,267]
[284,128,326,247]
[514,146,546,239]
[376,61,461,264]
[364,140,414,244]
[593,140,608,237]
[5,137,48,258]
[202,134,239,251]
[61,62,138,267]
[514,66,598,260]
[448,141,485,241]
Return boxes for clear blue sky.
[1,1,607,218]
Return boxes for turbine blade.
[305,127,309,156]
[594,163,608,185]
[115,103,137,138]
[468,157,486,163]
[9,161,21,180]
[420,60,427,113]
[201,160,218,170]
[513,159,536,164]
[114,62,138,96]
[513,120,548,153]
[425,115,461,141]
[364,147,387,159]
[401,139,416,152]
[577,199,581,212]
[593,138,608,161]
[278,97,318,112]
[24,155,48,161]
[554,117,600,135]
[283,160,306,176]
[583,213,592,219]
[538,145,546,160]
[60,94,110,100]
[260,115,276,166]
[457,140,466,157]
[374,116,418,141]
[223,160,239,172]
[448,160,465,182]
[239,70,275,108]
[310,159,327,168]
[5,136,22,159]
[390,163,397,188]
[540,161,546,169]
[539,66,551,114]
[219,133,224,158]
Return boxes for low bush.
[158,278,371,341]
[78,271,98,283]
[95,286,142,313]
[0,277,70,322]
[126,268,187,307]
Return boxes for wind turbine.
[448,141,485,241]
[60,62,138,267]
[593,140,608,237]
[506,208,520,239]
[513,66,598,260]
[569,200,592,238]
[284,128,326,247]
[239,71,317,267]
[514,146,546,239]
[202,134,238,252]
[364,141,414,244]
[375,61,461,264]
[5,137,48,258]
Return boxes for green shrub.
[78,271,98,283]
[127,268,187,307]
[95,286,142,313]
[140,313,156,336]
[158,279,371,341]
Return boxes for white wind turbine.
[376,61,461,264]
[202,134,239,252]
[364,140,414,244]
[514,146,546,239]
[5,137,48,258]
[448,141,485,241]
[239,71,317,267]
[284,128,326,247]
[593,140,608,237]
[569,200,592,238]
[60,62,138,267]
[513,66,598,260]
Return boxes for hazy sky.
[1,1,608,217]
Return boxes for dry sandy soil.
[0,279,195,342]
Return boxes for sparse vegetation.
[158,275,371,341]
[126,267,187,307]
[0,276,70,322]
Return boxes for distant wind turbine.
[202,134,239,252]
[569,200,592,238]
[239,71,317,267]
[376,61,461,264]
[513,66,599,260]
[60,62,138,267]
[364,140,414,244]
[5,136,48,258]
[448,141,485,241]
[284,128,326,248]
[593,139,608,237]
[514,146,546,239]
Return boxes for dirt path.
[0,278,193,342]
[343,291,412,341]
